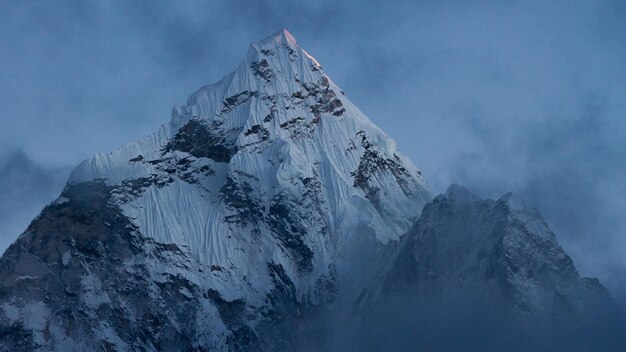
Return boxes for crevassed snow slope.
[69,29,431,300]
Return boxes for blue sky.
[1,0,625,302]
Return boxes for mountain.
[0,29,430,351]
[0,30,621,352]
[354,185,625,351]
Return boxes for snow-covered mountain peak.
[64,28,431,315]
[169,28,349,139]
[246,28,319,67]
[251,28,299,51]
[16,29,427,349]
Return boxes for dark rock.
[351,132,417,215]
[251,60,273,83]
[129,155,144,162]
[163,119,237,163]
[268,196,314,273]
[221,91,258,115]
[220,176,264,223]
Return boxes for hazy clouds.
[1,1,625,301]
[0,150,70,250]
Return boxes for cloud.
[0,150,71,253]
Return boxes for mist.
[0,150,70,253]
[347,291,626,352]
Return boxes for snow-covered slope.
[0,29,431,351]
[70,29,430,271]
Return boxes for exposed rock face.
[163,119,238,163]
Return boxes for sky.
[0,0,625,303]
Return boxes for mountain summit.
[0,30,621,352]
[0,29,431,351]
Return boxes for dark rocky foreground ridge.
[0,30,623,351]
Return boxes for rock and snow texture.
[69,28,431,272]
[0,29,431,351]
